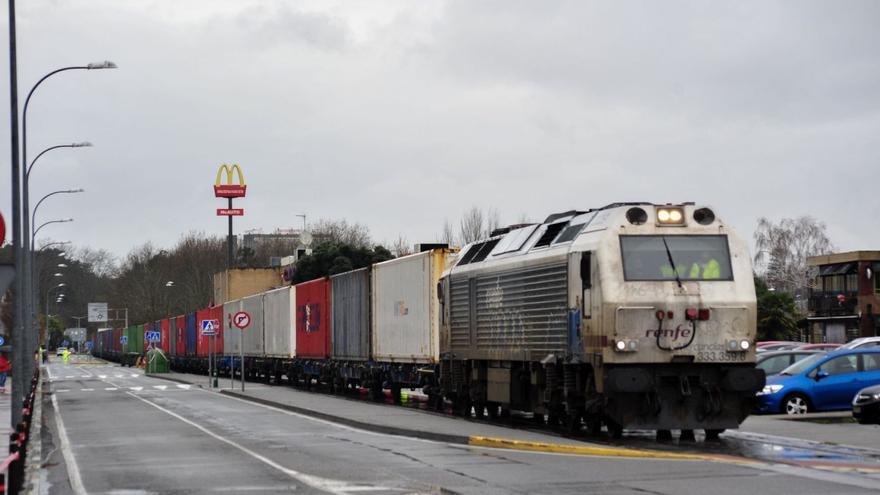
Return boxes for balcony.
[808,293,858,316]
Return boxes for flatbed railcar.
[438,203,764,435]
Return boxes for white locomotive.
[439,203,764,437]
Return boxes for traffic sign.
[233,311,251,329]
[201,319,220,336]
[145,330,161,342]
[0,336,5,346]
[88,302,108,322]
[120,335,128,345]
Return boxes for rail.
[0,367,40,494]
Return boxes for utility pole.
[7,0,25,426]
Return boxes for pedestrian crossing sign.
[201,319,219,336]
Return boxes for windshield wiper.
[661,236,683,289]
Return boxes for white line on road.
[129,387,143,391]
[80,389,94,392]
[176,384,191,389]
[55,389,69,393]
[65,375,73,379]
[153,385,167,390]
[130,374,139,378]
[104,388,118,391]
[126,392,391,494]
[98,375,107,379]
[51,394,88,495]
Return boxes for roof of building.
[807,251,880,266]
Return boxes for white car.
[840,336,880,350]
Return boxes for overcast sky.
[1,1,878,259]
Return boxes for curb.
[149,372,753,463]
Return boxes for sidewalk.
[739,413,880,453]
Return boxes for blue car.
[755,348,880,415]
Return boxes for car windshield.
[779,353,826,375]
[620,235,733,281]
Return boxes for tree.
[291,242,393,283]
[439,219,455,246]
[455,206,503,246]
[753,216,834,295]
[391,235,412,257]
[755,277,801,341]
[309,219,372,248]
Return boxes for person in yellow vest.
[689,254,721,280]
[62,348,71,365]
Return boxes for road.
[41,360,880,494]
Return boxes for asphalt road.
[41,361,880,494]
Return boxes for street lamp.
[53,272,62,277]
[32,218,73,239]
[32,189,83,229]
[46,283,66,322]
[22,62,116,379]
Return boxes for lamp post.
[46,283,66,335]
[35,242,70,347]
[21,61,115,382]
[32,218,73,239]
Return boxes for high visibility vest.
[703,259,721,279]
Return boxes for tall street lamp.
[32,218,73,239]
[46,283,65,325]
[22,61,116,377]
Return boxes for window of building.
[846,273,858,294]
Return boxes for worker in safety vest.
[62,348,71,365]
[689,253,721,280]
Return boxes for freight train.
[94,203,764,437]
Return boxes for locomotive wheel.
[473,401,486,420]
[704,429,725,441]
[487,402,500,419]
[606,419,623,439]
[586,417,602,437]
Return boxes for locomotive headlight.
[656,207,685,225]
[739,339,750,350]
[726,339,750,352]
[628,340,638,351]
[614,339,638,352]
[615,340,627,351]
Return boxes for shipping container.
[263,286,296,358]
[185,312,197,356]
[295,277,331,359]
[196,306,224,357]
[331,268,370,360]
[96,328,111,354]
[173,315,187,356]
[223,294,265,356]
[112,328,122,353]
[372,249,451,363]
[124,324,144,355]
[160,318,171,353]
[169,316,178,355]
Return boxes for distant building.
[807,251,880,343]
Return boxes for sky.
[0,0,878,259]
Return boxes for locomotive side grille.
[448,262,568,355]
[449,276,472,348]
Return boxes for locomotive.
[438,203,764,436]
[96,202,764,438]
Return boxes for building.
[213,268,283,304]
[807,251,880,343]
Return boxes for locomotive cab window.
[620,235,733,281]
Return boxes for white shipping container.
[372,249,452,363]
[223,294,265,356]
[263,286,296,358]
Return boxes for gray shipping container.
[331,268,370,360]
[263,286,296,358]
[169,317,177,356]
[223,294,265,356]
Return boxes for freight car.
[438,203,764,437]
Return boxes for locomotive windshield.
[620,235,733,281]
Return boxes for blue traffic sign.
[120,336,128,345]
[200,319,219,336]
[145,331,161,342]
[0,336,5,346]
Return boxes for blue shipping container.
[186,312,198,356]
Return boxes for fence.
[0,367,40,493]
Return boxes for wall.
[213,268,282,304]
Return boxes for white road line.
[130,373,139,378]
[127,392,390,494]
[55,389,70,393]
[98,375,107,379]
[80,389,94,392]
[65,375,74,379]
[153,385,167,391]
[51,394,88,495]
[176,384,191,389]
[114,374,123,378]
[129,387,143,391]
[104,388,118,391]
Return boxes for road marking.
[130,373,139,378]
[104,387,118,391]
[153,385,167,391]
[176,384,191,389]
[51,394,88,495]
[98,375,107,379]
[129,387,143,391]
[55,389,70,393]
[80,389,94,392]
[127,392,391,494]
[65,375,74,378]
[114,374,123,378]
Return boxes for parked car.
[840,336,880,350]
[756,341,803,353]
[796,343,841,351]
[55,347,67,357]
[852,384,880,424]
[755,349,880,415]
[756,350,826,376]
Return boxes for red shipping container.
[175,315,187,356]
[160,318,171,353]
[295,277,331,359]
[196,306,224,357]
[112,328,122,353]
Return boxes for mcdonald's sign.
[214,163,247,198]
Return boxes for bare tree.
[486,208,501,236]
[439,219,456,246]
[391,234,413,257]
[458,206,485,244]
[754,216,835,295]
[310,219,372,248]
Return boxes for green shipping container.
[123,324,144,356]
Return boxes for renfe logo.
[645,325,692,340]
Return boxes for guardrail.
[0,367,40,494]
